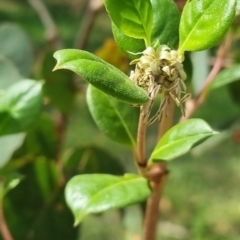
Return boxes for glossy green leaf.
[64,146,125,176]
[103,0,153,45]
[112,23,145,60]
[150,119,217,161]
[210,64,240,89]
[0,80,43,136]
[112,0,180,59]
[179,0,237,54]
[151,0,180,48]
[0,23,33,77]
[53,49,149,104]
[0,56,22,90]
[0,133,25,168]
[87,85,138,147]
[65,174,151,225]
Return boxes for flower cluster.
[129,45,190,124]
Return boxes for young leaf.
[103,0,153,45]
[87,85,138,147]
[151,0,180,48]
[65,174,151,225]
[179,0,237,54]
[150,119,217,162]
[210,64,240,89]
[0,80,42,136]
[53,49,149,104]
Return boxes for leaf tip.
[73,219,80,227]
[52,64,59,72]
[73,213,86,226]
[52,51,62,72]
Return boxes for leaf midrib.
[86,176,148,211]
[151,132,213,159]
[108,97,136,148]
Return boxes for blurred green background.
[0,0,240,240]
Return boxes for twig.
[74,0,104,49]
[136,106,148,168]
[143,174,167,240]
[54,112,67,186]
[0,201,13,240]
[27,0,63,48]
[181,33,233,121]
[158,98,175,139]
[143,99,175,240]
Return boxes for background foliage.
[0,0,240,240]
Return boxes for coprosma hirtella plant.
[53,0,237,239]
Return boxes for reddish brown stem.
[0,202,13,240]
[182,33,233,121]
[27,0,63,48]
[74,0,104,49]
[54,112,67,186]
[136,106,148,168]
[143,174,167,240]
[143,99,175,240]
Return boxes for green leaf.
[112,0,180,59]
[53,49,149,104]
[179,0,237,54]
[0,80,43,136]
[65,174,151,225]
[0,23,33,77]
[64,146,125,176]
[150,119,217,161]
[0,133,25,168]
[151,0,180,48]
[103,0,153,45]
[87,85,138,147]
[210,64,240,89]
[112,23,146,60]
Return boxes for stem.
[0,201,13,240]
[27,0,63,48]
[158,98,175,140]
[74,0,103,49]
[182,33,232,121]
[143,175,167,240]
[136,105,148,168]
[54,112,67,186]
[143,98,175,240]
